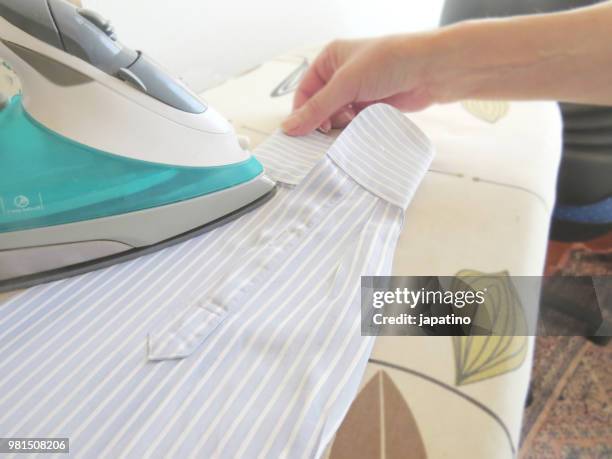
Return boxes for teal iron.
[0,0,275,291]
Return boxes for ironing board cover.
[203,47,562,458]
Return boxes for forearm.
[422,1,612,105]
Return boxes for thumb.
[282,72,354,136]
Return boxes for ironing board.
[0,47,562,458]
[202,47,562,458]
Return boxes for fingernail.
[282,110,303,134]
[318,120,331,133]
[336,110,354,126]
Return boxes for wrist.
[421,15,575,103]
[422,21,491,103]
[389,24,480,105]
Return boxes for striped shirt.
[0,104,433,458]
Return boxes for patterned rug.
[519,231,612,459]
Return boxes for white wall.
[85,0,444,91]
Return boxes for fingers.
[292,62,326,112]
[283,37,429,135]
[329,106,357,129]
[292,45,338,112]
[318,119,332,133]
[286,42,356,135]
[285,88,431,136]
[282,70,354,136]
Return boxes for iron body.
[0,0,275,291]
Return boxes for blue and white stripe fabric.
[0,104,433,458]
[255,129,333,185]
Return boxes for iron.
[0,0,275,292]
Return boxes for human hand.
[282,35,440,136]
[283,0,612,137]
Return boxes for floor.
[519,230,612,459]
